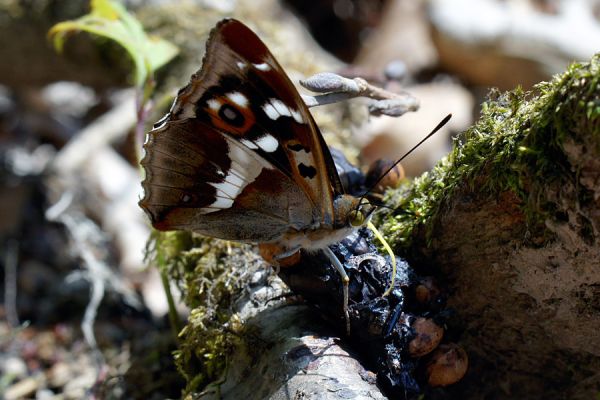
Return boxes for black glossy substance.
[277,150,450,398]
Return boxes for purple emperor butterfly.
[139,19,374,332]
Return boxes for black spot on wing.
[219,75,244,91]
[298,163,317,179]
[195,75,244,122]
[288,143,308,152]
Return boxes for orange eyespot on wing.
[204,92,256,135]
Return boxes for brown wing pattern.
[176,20,342,221]
[140,19,343,239]
[140,118,315,240]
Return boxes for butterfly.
[139,19,375,332]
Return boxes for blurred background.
[0,0,598,398]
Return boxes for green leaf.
[48,0,178,87]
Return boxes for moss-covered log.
[380,55,600,399]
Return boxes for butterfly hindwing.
[141,117,316,240]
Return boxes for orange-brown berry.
[414,277,442,305]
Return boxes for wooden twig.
[300,72,419,117]
[45,192,142,371]
[48,91,136,175]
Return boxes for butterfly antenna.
[376,204,395,211]
[360,113,452,204]
[367,199,394,211]
[361,114,452,299]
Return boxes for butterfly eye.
[350,209,366,227]
[349,199,375,227]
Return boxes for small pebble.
[2,356,28,378]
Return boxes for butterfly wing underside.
[139,19,344,242]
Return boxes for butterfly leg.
[323,247,350,335]
[270,245,303,276]
[259,244,302,273]
[274,245,302,259]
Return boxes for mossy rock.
[381,54,600,252]
[378,55,599,399]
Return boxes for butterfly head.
[334,194,375,230]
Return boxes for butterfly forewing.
[176,21,341,214]
[140,19,344,239]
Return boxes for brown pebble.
[408,317,444,357]
[414,277,442,305]
[365,159,405,193]
[47,361,71,388]
[426,343,469,387]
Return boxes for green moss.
[380,54,600,252]
[146,231,254,394]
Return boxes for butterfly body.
[140,19,372,255]
[279,194,365,251]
